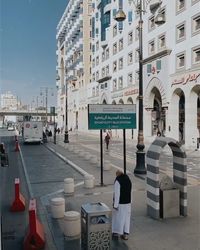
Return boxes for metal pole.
[64,83,69,143]
[54,109,56,144]
[123,129,126,174]
[134,0,146,174]
[100,129,103,186]
[45,88,48,126]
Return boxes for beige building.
[56,0,92,132]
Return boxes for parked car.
[7,126,15,131]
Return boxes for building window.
[128,52,133,65]
[149,16,155,31]
[92,73,95,81]
[128,73,133,85]
[192,14,200,35]
[113,42,117,55]
[96,41,99,51]
[128,11,133,23]
[92,59,95,67]
[96,56,99,66]
[96,71,99,80]
[102,67,105,77]
[106,65,109,75]
[128,31,133,45]
[119,38,123,51]
[92,87,95,96]
[106,48,109,59]
[135,26,139,40]
[96,86,99,96]
[135,48,139,62]
[113,24,117,37]
[158,33,166,50]
[113,79,117,91]
[176,0,185,13]
[119,57,123,70]
[113,61,117,72]
[158,8,166,26]
[176,52,185,69]
[148,40,155,55]
[176,22,185,42]
[102,51,105,62]
[135,71,139,83]
[192,46,200,65]
[118,76,123,89]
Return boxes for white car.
[8,126,15,131]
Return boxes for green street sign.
[88,104,136,130]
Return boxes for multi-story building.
[56,0,92,132]
[88,0,200,148]
[0,91,20,110]
[57,0,200,149]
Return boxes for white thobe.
[112,180,131,235]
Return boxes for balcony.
[96,75,112,83]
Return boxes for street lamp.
[64,81,69,143]
[40,87,54,126]
[56,72,69,143]
[115,0,165,174]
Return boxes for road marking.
[19,144,34,198]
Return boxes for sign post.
[88,104,136,184]
[50,107,56,144]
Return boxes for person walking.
[104,132,110,150]
[112,170,132,240]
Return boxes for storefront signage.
[124,88,139,96]
[111,92,123,99]
[88,104,136,130]
[172,72,200,86]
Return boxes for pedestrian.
[104,132,110,150]
[48,130,52,137]
[157,130,161,137]
[112,170,132,240]
[0,143,5,154]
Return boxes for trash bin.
[81,202,111,250]
[159,175,180,218]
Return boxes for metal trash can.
[160,175,180,218]
[81,202,111,250]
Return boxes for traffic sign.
[88,104,136,130]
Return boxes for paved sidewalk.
[42,135,200,250]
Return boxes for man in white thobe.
[112,170,132,240]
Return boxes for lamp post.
[64,81,69,143]
[40,87,54,126]
[115,0,165,174]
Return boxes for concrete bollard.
[84,175,95,188]
[63,211,81,237]
[64,178,74,194]
[50,197,65,218]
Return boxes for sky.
[0,0,68,107]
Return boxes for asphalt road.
[0,130,82,250]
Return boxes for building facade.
[57,0,200,149]
[56,0,92,132]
